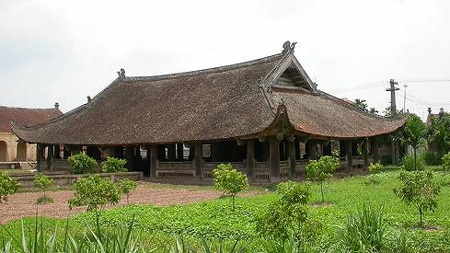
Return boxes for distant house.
[13,42,405,181]
[0,105,62,163]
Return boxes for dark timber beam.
[147,145,157,178]
[363,138,369,171]
[246,139,255,180]
[371,138,380,162]
[269,137,281,182]
[346,141,353,172]
[287,136,296,178]
[194,143,203,179]
[46,145,53,171]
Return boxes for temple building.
[0,105,62,164]
[12,42,405,182]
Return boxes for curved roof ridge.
[124,53,285,82]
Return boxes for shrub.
[306,155,339,202]
[422,151,443,166]
[340,205,386,252]
[0,172,19,203]
[369,162,383,174]
[119,179,138,204]
[67,153,98,174]
[69,174,121,211]
[212,163,249,210]
[442,152,450,172]
[101,157,128,173]
[402,154,426,171]
[256,181,310,243]
[34,173,54,204]
[394,171,441,228]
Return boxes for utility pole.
[386,79,400,165]
[386,79,400,117]
[403,84,408,113]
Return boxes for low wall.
[11,171,143,188]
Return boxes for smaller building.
[0,104,62,163]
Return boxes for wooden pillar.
[125,146,134,170]
[323,142,332,156]
[346,141,353,172]
[371,138,380,162]
[194,143,203,179]
[47,145,54,171]
[168,144,176,161]
[211,143,221,161]
[176,143,184,160]
[307,140,317,160]
[269,137,281,182]
[246,139,255,180]
[36,144,43,172]
[54,145,61,159]
[287,137,296,178]
[147,145,157,178]
[363,139,369,171]
[295,140,301,159]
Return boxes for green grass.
[1,171,450,252]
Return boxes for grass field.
[1,171,450,252]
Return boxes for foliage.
[422,151,443,166]
[256,181,311,248]
[354,98,368,111]
[34,173,54,204]
[212,163,248,210]
[442,151,450,172]
[306,155,339,202]
[0,172,19,203]
[369,162,383,174]
[119,179,138,205]
[427,110,450,155]
[394,171,441,227]
[339,205,386,252]
[67,153,98,174]
[400,114,427,171]
[68,174,121,211]
[101,157,128,173]
[402,154,426,171]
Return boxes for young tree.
[101,157,127,173]
[67,153,98,174]
[212,163,249,210]
[401,114,427,171]
[427,111,450,155]
[306,156,339,202]
[442,152,450,172]
[68,174,121,211]
[394,171,440,228]
[119,179,138,204]
[34,173,54,204]
[0,172,19,203]
[354,99,368,111]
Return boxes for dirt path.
[0,183,260,224]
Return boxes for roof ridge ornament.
[117,68,126,79]
[282,41,297,54]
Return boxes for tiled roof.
[0,106,62,133]
[13,52,405,145]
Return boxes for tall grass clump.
[339,205,386,252]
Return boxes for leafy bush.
[0,172,19,203]
[69,174,121,211]
[256,181,310,245]
[67,153,98,174]
[34,173,54,204]
[212,163,249,210]
[306,155,339,202]
[369,162,383,174]
[101,157,128,173]
[422,151,443,166]
[119,179,138,204]
[394,171,441,228]
[339,205,385,252]
[442,152,450,172]
[401,154,426,171]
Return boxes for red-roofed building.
[0,105,62,163]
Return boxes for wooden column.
[54,145,61,159]
[36,144,43,172]
[47,145,53,171]
[371,138,380,162]
[287,137,296,178]
[246,139,255,180]
[176,144,184,160]
[346,141,353,172]
[125,146,134,170]
[363,138,369,171]
[147,145,157,178]
[307,140,317,160]
[194,143,203,179]
[269,137,281,182]
[168,144,176,161]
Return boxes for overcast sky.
[1,0,449,120]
